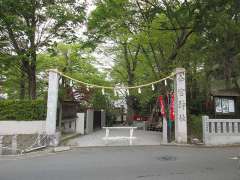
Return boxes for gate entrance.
[45,68,187,146]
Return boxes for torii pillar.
[174,68,187,144]
[46,69,60,146]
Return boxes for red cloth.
[159,96,166,117]
[170,93,175,121]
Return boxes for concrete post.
[46,69,60,146]
[174,68,187,143]
[162,117,168,144]
[58,103,63,131]
[101,110,106,128]
[202,116,209,144]
[86,109,94,134]
[37,134,41,146]
[71,121,76,132]
[0,136,3,155]
[12,135,17,154]
[76,113,85,134]
[130,128,134,145]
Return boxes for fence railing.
[102,127,137,145]
[24,134,49,153]
[202,116,240,145]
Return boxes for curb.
[66,143,240,149]
[53,146,71,152]
[60,133,81,144]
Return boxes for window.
[215,97,235,114]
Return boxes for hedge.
[0,100,46,120]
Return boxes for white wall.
[76,113,85,134]
[0,121,46,135]
[86,109,93,134]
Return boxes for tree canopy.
[1,0,240,117]
[0,0,85,99]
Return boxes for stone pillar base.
[162,117,168,144]
[48,132,61,147]
[0,136,3,155]
[12,135,17,154]
[176,134,188,144]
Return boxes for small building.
[210,89,240,119]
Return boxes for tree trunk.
[122,42,135,122]
[26,53,37,100]
[19,69,26,99]
[28,7,37,100]
[28,66,36,100]
[126,71,135,123]
[126,95,135,122]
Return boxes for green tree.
[88,0,197,118]
[195,0,240,89]
[0,0,85,99]
[37,43,109,100]
[88,0,142,119]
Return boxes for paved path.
[67,129,162,147]
[0,146,239,180]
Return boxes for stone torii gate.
[45,69,60,146]
[45,68,187,146]
[174,68,187,143]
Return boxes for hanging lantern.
[138,88,142,94]
[114,89,118,96]
[151,84,155,91]
[102,88,105,95]
[164,79,167,86]
[69,80,73,86]
[126,89,130,96]
[59,78,62,85]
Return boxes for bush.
[188,115,203,141]
[106,110,116,126]
[0,100,46,120]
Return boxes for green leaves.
[0,100,46,120]
[0,0,86,99]
[37,43,109,94]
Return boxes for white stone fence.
[202,116,240,145]
[102,127,137,145]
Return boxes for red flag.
[159,96,166,117]
[170,93,175,121]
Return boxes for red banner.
[159,96,166,117]
[170,93,175,121]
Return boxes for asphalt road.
[0,146,240,180]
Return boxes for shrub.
[106,110,116,126]
[0,100,46,120]
[188,115,203,141]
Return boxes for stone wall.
[0,134,39,155]
[0,121,46,135]
[202,116,240,145]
